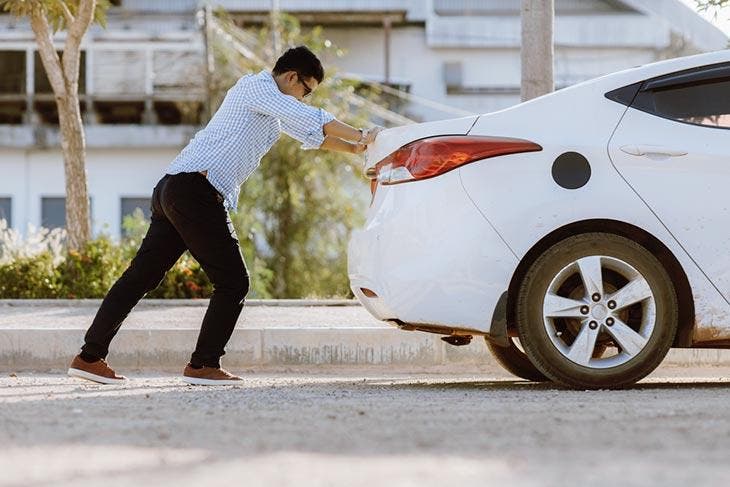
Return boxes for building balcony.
[0,123,198,149]
[426,14,672,49]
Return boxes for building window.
[443,61,463,92]
[154,101,204,125]
[34,51,86,94]
[0,197,11,228]
[41,197,93,230]
[33,51,87,124]
[0,50,26,124]
[120,197,151,235]
[94,101,144,124]
[41,197,66,230]
[0,51,25,94]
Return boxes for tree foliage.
[1,0,111,31]
[696,0,729,9]
[209,13,372,298]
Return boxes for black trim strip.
[605,81,642,106]
[642,62,730,91]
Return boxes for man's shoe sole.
[182,376,243,386]
[67,368,126,385]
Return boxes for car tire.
[486,337,549,382]
[516,232,678,389]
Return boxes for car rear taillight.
[372,135,542,185]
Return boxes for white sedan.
[348,50,730,389]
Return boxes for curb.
[0,327,471,371]
[2,327,730,372]
[2,300,730,372]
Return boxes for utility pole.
[201,4,214,121]
[383,16,392,84]
[520,0,554,102]
[271,0,281,58]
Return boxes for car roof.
[501,49,730,113]
[574,49,730,93]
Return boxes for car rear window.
[632,62,730,129]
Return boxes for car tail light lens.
[373,135,542,185]
[360,287,378,298]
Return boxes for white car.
[348,50,730,389]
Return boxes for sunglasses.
[297,74,313,98]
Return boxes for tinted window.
[632,63,730,129]
[0,197,11,227]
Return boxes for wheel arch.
[505,219,695,347]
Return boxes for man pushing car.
[67,46,382,385]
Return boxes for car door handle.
[619,145,688,157]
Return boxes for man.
[67,46,382,385]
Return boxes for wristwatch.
[358,128,369,143]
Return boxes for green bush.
[146,253,213,299]
[0,236,215,299]
[0,252,59,298]
[0,210,275,299]
[56,237,127,298]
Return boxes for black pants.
[81,172,249,368]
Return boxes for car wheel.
[516,233,678,389]
[486,337,549,382]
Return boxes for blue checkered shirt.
[165,70,335,211]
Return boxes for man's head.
[272,46,325,101]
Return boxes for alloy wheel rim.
[541,255,656,369]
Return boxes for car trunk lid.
[363,115,479,177]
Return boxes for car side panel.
[609,109,730,299]
[461,96,730,342]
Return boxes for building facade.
[0,0,726,239]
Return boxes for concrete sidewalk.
[1,299,730,371]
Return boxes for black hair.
[272,46,325,84]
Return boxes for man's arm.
[244,76,325,129]
[281,114,383,153]
[279,112,382,152]
[245,76,333,149]
[324,119,382,145]
[320,135,367,154]
[244,74,383,151]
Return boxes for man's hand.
[319,125,384,155]
[324,120,385,146]
[361,126,384,145]
[351,142,367,155]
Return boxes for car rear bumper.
[348,228,397,322]
[347,170,519,334]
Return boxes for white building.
[0,0,726,239]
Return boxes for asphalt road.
[1,368,729,487]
